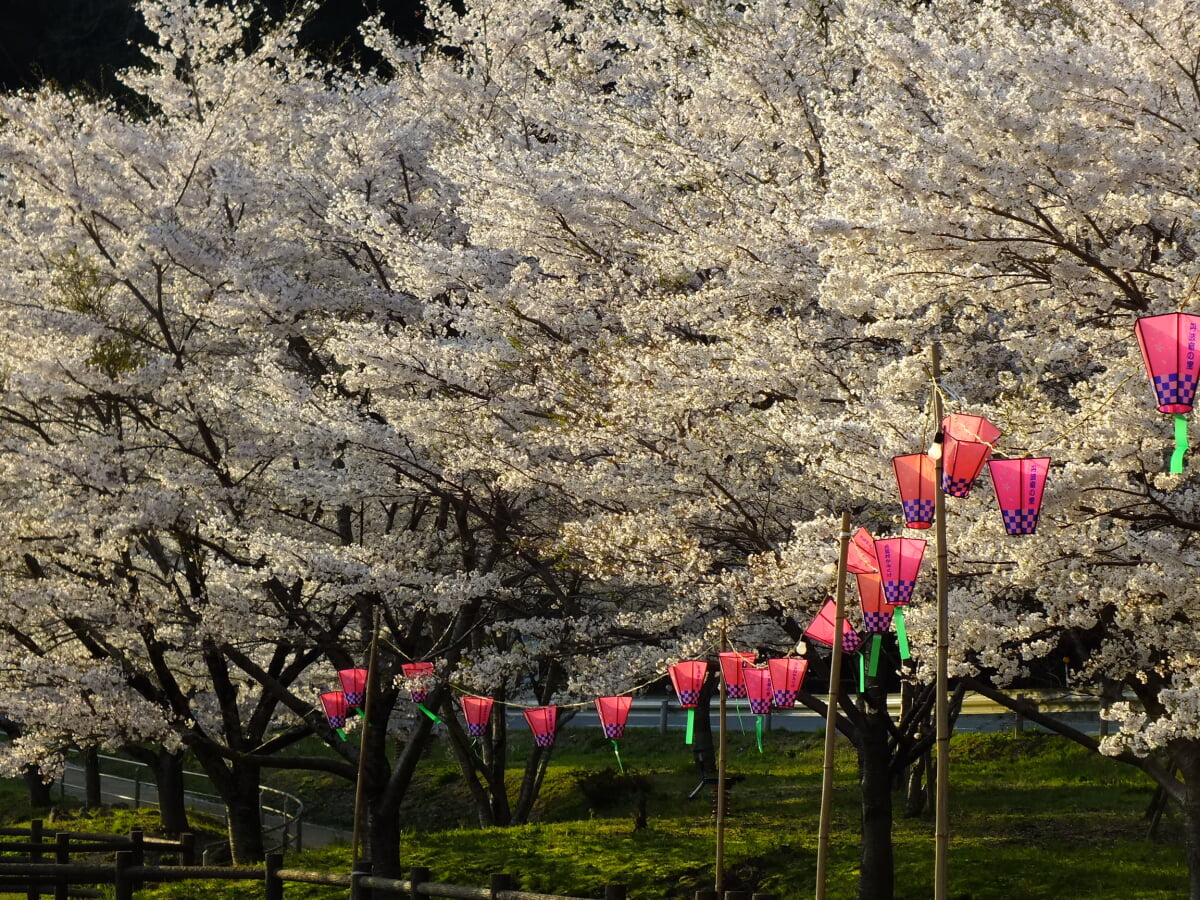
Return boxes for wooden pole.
[351,607,382,864]
[815,512,853,900]
[931,342,950,900]
[715,623,729,894]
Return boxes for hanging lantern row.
[892,414,1051,536]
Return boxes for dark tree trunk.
[23,766,52,807]
[1179,752,1200,900]
[152,750,190,836]
[83,746,102,808]
[223,762,265,864]
[857,679,894,900]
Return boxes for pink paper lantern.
[320,691,348,730]
[803,599,863,654]
[767,658,809,708]
[743,667,773,715]
[893,453,935,529]
[337,668,368,708]
[595,696,632,739]
[987,457,1050,535]
[1135,313,1200,413]
[942,414,1001,498]
[875,537,926,607]
[845,527,880,575]
[401,661,435,703]
[669,661,708,708]
[459,695,493,737]
[523,705,558,747]
[857,571,893,633]
[718,650,755,699]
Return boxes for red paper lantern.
[523,705,558,747]
[942,414,1001,498]
[857,571,893,633]
[337,668,367,708]
[595,696,632,739]
[892,453,935,529]
[718,650,755,699]
[1135,313,1200,413]
[744,667,773,715]
[845,527,880,575]
[804,599,863,654]
[875,537,926,607]
[401,661,435,703]
[987,457,1050,535]
[767,658,808,708]
[320,691,348,730]
[459,695,493,737]
[668,661,708,708]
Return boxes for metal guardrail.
[57,755,305,853]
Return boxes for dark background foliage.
[0,0,426,93]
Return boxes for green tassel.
[895,607,911,660]
[353,707,366,720]
[685,707,695,745]
[612,740,625,774]
[336,728,347,741]
[418,703,442,724]
[868,634,882,677]
[1171,413,1189,473]
[755,715,764,754]
[859,653,866,693]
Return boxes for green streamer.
[868,634,882,677]
[685,707,695,745]
[895,607,911,660]
[1171,413,1189,473]
[859,653,866,693]
[611,740,625,774]
[755,715,764,754]
[418,703,443,724]
[353,707,366,720]
[335,728,347,742]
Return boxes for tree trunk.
[857,679,894,900]
[152,750,191,836]
[83,746,102,808]
[23,766,52,807]
[223,762,266,864]
[1179,753,1200,900]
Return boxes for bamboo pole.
[931,342,950,900]
[715,623,729,894]
[815,512,853,900]
[351,607,382,864]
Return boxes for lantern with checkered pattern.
[718,650,755,699]
[987,457,1050,535]
[337,668,367,709]
[595,696,632,739]
[320,691,349,740]
[942,414,1001,498]
[523,705,558,747]
[804,598,863,654]
[1136,313,1200,413]
[767,658,808,708]
[893,453,935,529]
[856,571,893,633]
[401,661,435,703]
[875,537,926,607]
[459,695,493,737]
[845,527,880,575]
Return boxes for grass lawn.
[0,728,1187,899]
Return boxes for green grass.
[0,729,1187,899]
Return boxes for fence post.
[605,884,627,900]
[351,859,373,900]
[695,891,719,900]
[265,852,284,900]
[54,833,70,900]
[490,873,513,900]
[27,819,43,900]
[114,850,133,900]
[129,830,144,891]
[724,892,750,900]
[179,832,196,866]
[751,894,777,900]
[134,769,142,809]
[410,865,430,900]
[659,701,669,735]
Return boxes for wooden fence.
[0,822,638,900]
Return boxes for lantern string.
[1028,368,1139,454]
